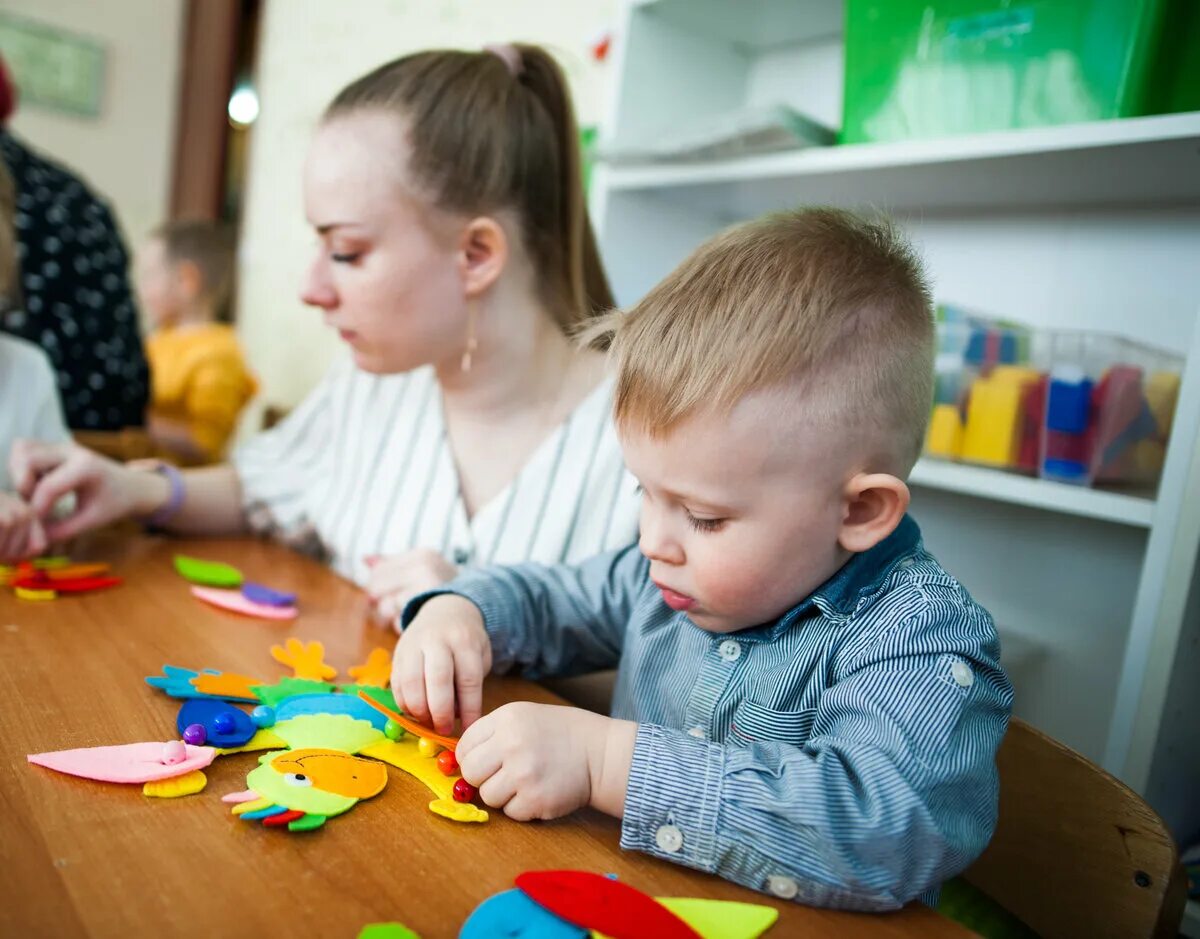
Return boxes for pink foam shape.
[28,741,217,783]
[191,586,298,621]
[221,790,261,803]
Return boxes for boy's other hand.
[391,593,491,734]
[0,491,48,562]
[456,703,636,822]
[365,548,458,630]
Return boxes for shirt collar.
[736,514,922,644]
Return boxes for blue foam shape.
[275,693,388,731]
[242,582,297,607]
[176,698,257,747]
[240,804,286,821]
[146,666,250,700]
[459,888,586,939]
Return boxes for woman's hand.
[8,439,169,542]
[365,547,458,630]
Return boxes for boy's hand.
[365,548,458,630]
[391,593,491,734]
[0,491,48,562]
[456,703,637,821]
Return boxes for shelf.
[631,0,841,50]
[1183,899,1200,939]
[601,112,1200,215]
[909,459,1156,528]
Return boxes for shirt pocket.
[729,699,817,747]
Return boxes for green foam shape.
[358,925,420,939]
[174,554,243,588]
[659,897,779,939]
[342,684,399,712]
[287,813,327,832]
[252,677,336,706]
[272,713,384,753]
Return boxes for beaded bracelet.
[133,461,186,529]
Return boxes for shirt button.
[452,547,471,565]
[655,824,684,853]
[951,660,975,688]
[687,726,706,739]
[766,874,799,899]
[718,639,742,662]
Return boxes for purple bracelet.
[138,462,186,528]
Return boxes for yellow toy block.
[925,404,963,459]
[961,367,1040,468]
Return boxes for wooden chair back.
[964,718,1186,939]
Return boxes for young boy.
[391,208,1013,911]
[135,220,256,464]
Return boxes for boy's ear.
[457,216,508,299]
[838,473,910,554]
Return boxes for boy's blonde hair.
[588,208,934,474]
[152,219,236,321]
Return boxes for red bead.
[452,778,476,803]
[436,750,459,776]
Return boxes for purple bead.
[213,712,237,734]
[182,723,207,746]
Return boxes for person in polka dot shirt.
[0,55,150,431]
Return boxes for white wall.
[237,0,619,413]
[3,0,184,255]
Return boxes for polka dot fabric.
[0,131,149,430]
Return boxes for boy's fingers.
[396,648,428,724]
[455,713,495,758]
[26,518,48,557]
[457,738,503,787]
[478,770,517,811]
[423,645,456,734]
[453,647,486,729]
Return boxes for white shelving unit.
[592,0,1200,849]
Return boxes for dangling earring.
[460,300,479,373]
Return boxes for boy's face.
[621,389,854,634]
[134,238,185,327]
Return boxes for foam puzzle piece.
[273,713,383,753]
[516,871,701,939]
[143,769,208,798]
[252,676,335,706]
[261,808,306,827]
[428,798,489,824]
[174,554,243,588]
[275,693,388,732]
[13,574,121,593]
[357,692,459,751]
[31,556,72,569]
[176,699,257,747]
[341,684,399,713]
[271,638,337,681]
[271,748,389,799]
[217,728,287,754]
[461,888,587,939]
[192,586,298,621]
[15,587,55,600]
[347,648,392,688]
[242,582,297,607]
[189,671,264,702]
[40,562,110,579]
[28,741,217,783]
[358,924,422,939]
[222,789,261,803]
[287,813,327,832]
[358,739,487,823]
[653,898,779,939]
[146,666,225,700]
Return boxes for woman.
[7,45,640,621]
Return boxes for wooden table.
[0,535,975,939]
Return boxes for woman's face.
[301,111,466,374]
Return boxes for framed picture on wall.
[0,13,106,119]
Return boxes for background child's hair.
[324,44,614,331]
[588,207,935,474]
[0,159,20,315]
[152,219,237,322]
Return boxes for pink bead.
[161,740,187,765]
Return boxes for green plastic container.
[842,0,1200,144]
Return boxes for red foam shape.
[515,870,701,939]
[262,809,305,827]
[13,575,122,594]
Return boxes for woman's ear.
[458,216,508,299]
[838,473,910,554]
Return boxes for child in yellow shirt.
[136,220,256,464]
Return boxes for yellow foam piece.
[216,728,287,755]
[359,738,485,823]
[232,796,274,816]
[274,715,382,754]
[143,769,208,799]
[429,798,488,823]
[592,896,779,939]
[347,648,392,688]
[15,587,56,601]
[271,638,337,681]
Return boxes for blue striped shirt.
[413,515,1013,910]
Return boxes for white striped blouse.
[231,357,641,586]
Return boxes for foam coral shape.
[192,586,297,621]
[347,647,392,688]
[190,671,264,701]
[271,638,337,681]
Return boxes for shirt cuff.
[620,723,723,872]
